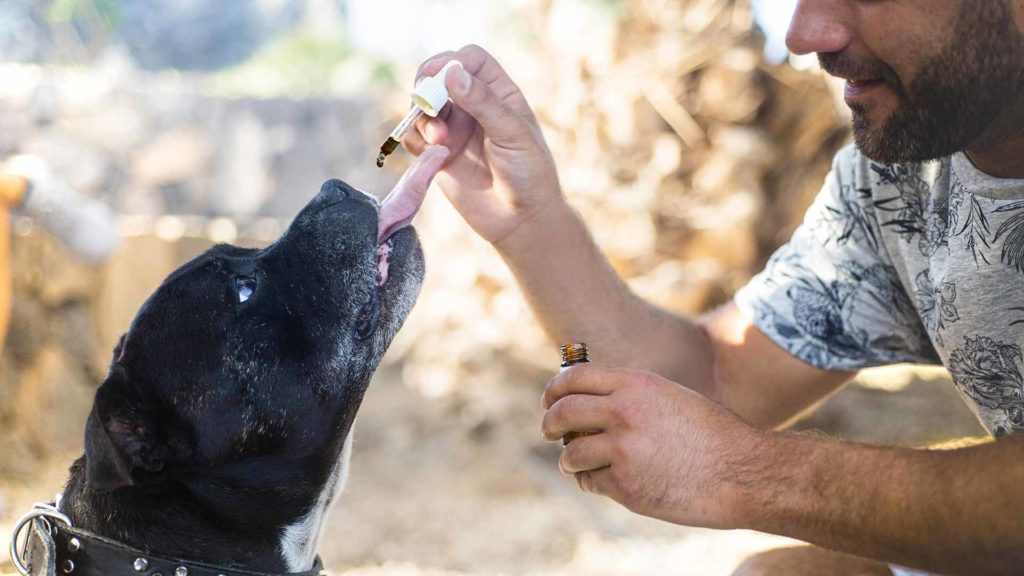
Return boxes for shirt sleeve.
[734,145,941,371]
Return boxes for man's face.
[786,0,1024,164]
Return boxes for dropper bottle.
[559,342,592,445]
[376,60,464,168]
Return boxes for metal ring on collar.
[9,503,73,576]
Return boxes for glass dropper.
[376,60,464,168]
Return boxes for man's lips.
[844,78,887,102]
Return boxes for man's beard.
[820,1,1024,164]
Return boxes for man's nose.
[785,0,852,56]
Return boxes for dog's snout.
[319,179,351,202]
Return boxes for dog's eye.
[354,293,380,341]
[235,276,257,304]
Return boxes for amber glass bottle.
[559,342,591,445]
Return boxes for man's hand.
[542,364,1024,574]
[541,364,764,529]
[406,45,564,245]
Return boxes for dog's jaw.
[279,430,354,571]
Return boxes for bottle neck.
[560,343,590,366]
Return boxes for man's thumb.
[445,64,532,148]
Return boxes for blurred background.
[0,1,986,574]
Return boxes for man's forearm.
[745,432,1024,575]
[493,198,714,393]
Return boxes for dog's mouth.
[374,145,449,285]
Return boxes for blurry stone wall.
[0,232,103,479]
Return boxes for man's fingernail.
[454,67,472,96]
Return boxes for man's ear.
[84,367,175,493]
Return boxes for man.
[403,0,1024,574]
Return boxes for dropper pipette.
[376,60,464,168]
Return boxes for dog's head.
[79,147,448,535]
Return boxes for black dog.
[21,147,449,575]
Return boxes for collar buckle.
[9,502,72,576]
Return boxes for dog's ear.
[84,366,184,493]
[84,405,133,492]
[111,333,127,362]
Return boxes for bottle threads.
[560,342,590,367]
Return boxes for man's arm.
[410,44,853,428]
[749,432,1023,576]
[496,198,853,428]
[542,365,1024,576]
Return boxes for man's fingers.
[443,65,535,149]
[541,394,611,441]
[417,45,508,86]
[416,45,538,140]
[423,117,448,145]
[574,468,625,502]
[405,113,451,152]
[416,51,457,82]
[402,127,428,156]
[542,364,625,409]
[434,105,478,161]
[559,433,613,474]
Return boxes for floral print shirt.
[735,144,1024,436]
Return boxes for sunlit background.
[0,1,981,575]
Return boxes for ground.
[0,364,984,576]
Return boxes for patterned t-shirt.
[735,144,1024,436]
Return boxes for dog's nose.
[317,179,379,209]
[318,179,352,202]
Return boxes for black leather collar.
[21,514,324,576]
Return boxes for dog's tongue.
[377,145,450,244]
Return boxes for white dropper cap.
[411,60,464,117]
